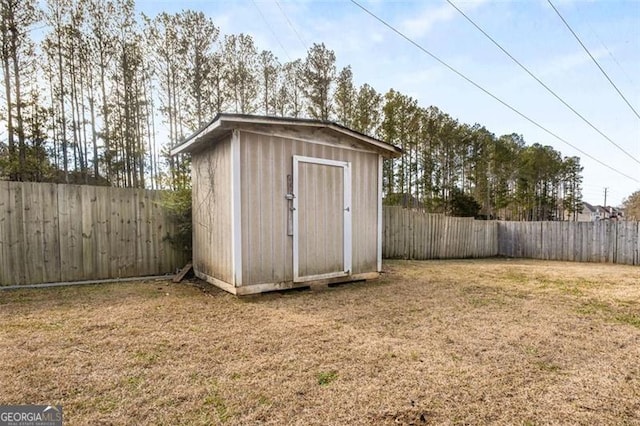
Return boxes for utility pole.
[603,187,608,207]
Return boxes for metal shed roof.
[170,113,402,158]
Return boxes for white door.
[293,156,351,282]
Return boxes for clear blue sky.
[140,0,640,207]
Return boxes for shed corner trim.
[230,129,243,286]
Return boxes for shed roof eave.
[169,113,402,157]
[219,114,401,157]
[170,116,224,156]
[326,123,401,158]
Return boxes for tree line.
[1,0,583,220]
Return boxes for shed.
[171,113,401,295]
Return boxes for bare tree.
[301,43,335,120]
[178,10,219,129]
[277,59,304,117]
[258,49,279,116]
[222,33,258,114]
[334,65,355,127]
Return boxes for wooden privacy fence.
[0,182,186,286]
[498,221,640,265]
[383,206,498,259]
[383,207,640,266]
[3,186,637,287]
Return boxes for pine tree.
[562,156,583,221]
[86,0,118,183]
[1,0,40,180]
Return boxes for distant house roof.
[170,113,402,158]
[582,201,597,213]
[594,205,614,217]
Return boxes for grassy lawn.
[1,259,639,425]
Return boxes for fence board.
[81,185,96,280]
[0,182,10,285]
[41,183,60,282]
[24,182,44,284]
[10,182,27,284]
[0,182,186,286]
[110,187,122,277]
[95,186,111,279]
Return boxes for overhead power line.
[547,0,640,120]
[275,0,309,52]
[348,0,639,183]
[446,0,640,166]
[577,3,636,87]
[250,0,293,62]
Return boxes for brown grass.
[1,259,639,425]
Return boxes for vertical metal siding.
[239,130,379,286]
[191,136,233,283]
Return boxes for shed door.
[293,156,351,282]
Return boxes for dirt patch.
[1,259,638,424]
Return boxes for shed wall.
[239,129,379,286]
[191,136,233,284]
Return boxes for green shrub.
[161,187,192,259]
